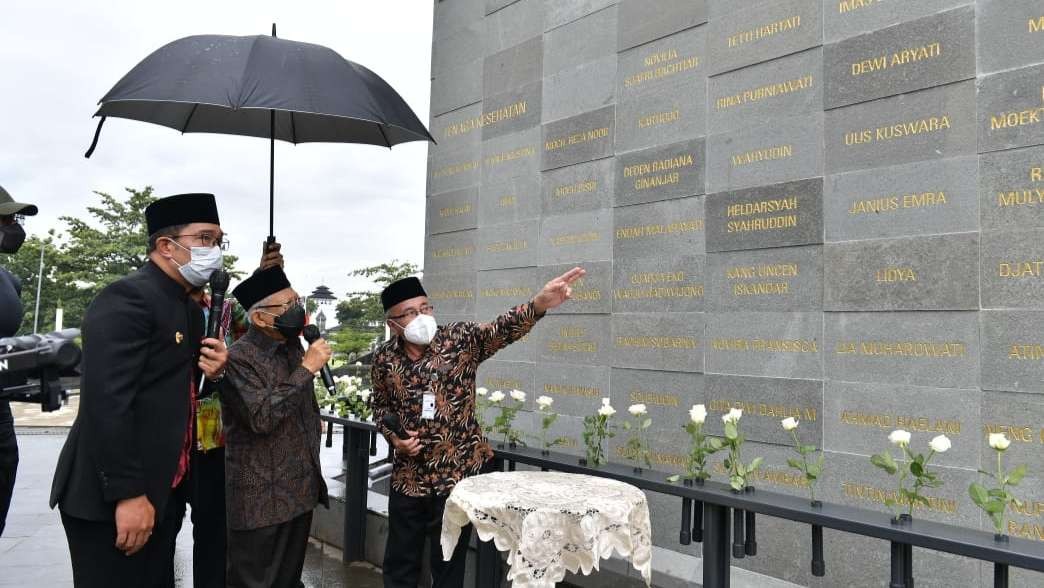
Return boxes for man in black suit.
[50,193,229,588]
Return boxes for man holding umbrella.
[0,187,39,538]
[50,193,229,587]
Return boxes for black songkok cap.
[381,277,427,311]
[232,266,292,311]
[145,193,220,235]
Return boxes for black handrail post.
[343,426,369,562]
[904,543,914,588]
[680,498,692,545]
[994,562,1009,588]
[703,502,731,588]
[744,510,757,556]
[811,524,825,577]
[369,431,378,456]
[732,508,746,559]
[475,536,503,588]
[325,420,334,447]
[693,500,704,543]
[890,541,906,588]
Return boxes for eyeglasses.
[387,304,435,321]
[172,232,230,251]
[257,297,301,312]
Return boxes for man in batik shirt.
[372,267,585,588]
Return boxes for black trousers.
[228,510,313,588]
[383,491,473,588]
[186,446,227,588]
[61,486,186,588]
[0,403,16,538]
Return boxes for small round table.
[441,471,653,587]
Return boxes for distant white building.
[307,284,338,333]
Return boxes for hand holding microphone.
[301,325,334,391]
[383,413,420,457]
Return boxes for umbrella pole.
[269,108,275,242]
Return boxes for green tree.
[7,186,241,334]
[328,260,419,360]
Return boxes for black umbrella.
[86,25,434,240]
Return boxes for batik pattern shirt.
[371,303,541,497]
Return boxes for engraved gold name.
[727,16,802,48]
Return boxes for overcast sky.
[0,0,434,299]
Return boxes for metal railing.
[320,415,1044,588]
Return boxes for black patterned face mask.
[0,222,25,254]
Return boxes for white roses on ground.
[598,397,616,417]
[722,407,742,424]
[489,390,506,403]
[929,434,951,453]
[536,395,554,410]
[689,404,707,425]
[628,403,647,417]
[989,432,1011,451]
[781,416,799,431]
[888,429,911,447]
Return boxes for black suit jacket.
[50,262,203,521]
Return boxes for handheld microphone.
[302,324,335,395]
[382,413,409,439]
[206,270,230,341]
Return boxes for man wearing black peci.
[0,186,39,538]
[50,193,229,587]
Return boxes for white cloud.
[0,0,434,298]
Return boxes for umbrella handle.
[84,117,107,159]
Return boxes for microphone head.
[382,413,403,433]
[209,269,230,295]
[302,324,321,343]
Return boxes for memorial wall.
[424,1,1044,585]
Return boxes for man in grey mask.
[51,192,229,587]
[0,185,39,538]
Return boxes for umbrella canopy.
[86,28,434,237]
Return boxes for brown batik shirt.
[222,327,329,530]
[371,303,541,497]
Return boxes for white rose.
[781,417,799,431]
[628,403,648,417]
[888,429,911,447]
[510,389,526,403]
[598,404,616,417]
[358,390,372,402]
[722,407,743,424]
[689,404,707,424]
[928,434,951,453]
[489,391,506,403]
[602,397,612,407]
[989,433,1011,451]
[354,361,362,366]
[536,395,554,409]
[476,387,488,397]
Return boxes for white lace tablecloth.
[441,471,652,587]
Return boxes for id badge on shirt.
[421,393,436,420]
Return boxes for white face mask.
[395,314,438,346]
[167,240,224,287]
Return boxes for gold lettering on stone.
[638,109,681,129]
[622,153,696,192]
[730,144,793,167]
[479,287,533,298]
[624,48,700,88]
[544,127,611,153]
[549,326,598,354]
[998,261,1044,278]
[498,195,517,208]
[833,340,967,357]
[712,462,810,489]
[432,160,479,179]
[429,289,473,300]
[1029,16,1044,33]
[710,338,818,353]
[875,267,918,283]
[485,239,527,253]
[990,108,1044,131]
[431,246,474,259]
[484,146,536,167]
[715,75,814,111]
[844,116,952,147]
[1008,344,1044,360]
[553,180,597,200]
[615,219,704,240]
[839,0,881,14]
[984,424,1040,444]
[629,389,680,407]
[727,16,802,48]
[842,482,958,515]
[438,204,472,218]
[851,43,942,76]
[848,192,949,215]
[484,377,523,390]
[441,100,528,139]
[614,270,704,300]
[841,411,962,434]
[709,399,817,421]
[543,383,601,398]
[615,336,699,349]
[549,232,601,247]
[726,263,799,297]
[725,196,798,234]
